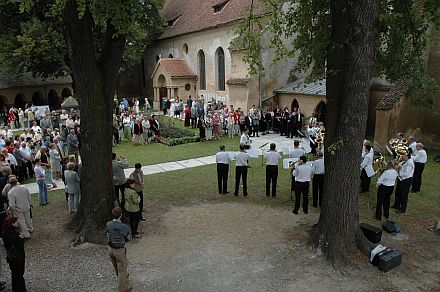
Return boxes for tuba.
[374,153,386,175]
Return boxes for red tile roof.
[157,59,196,78]
[160,0,266,39]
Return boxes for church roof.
[376,81,411,111]
[152,58,196,78]
[0,71,72,90]
[160,0,266,39]
[275,79,327,96]
[61,96,79,108]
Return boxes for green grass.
[113,135,241,166]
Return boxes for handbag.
[133,182,143,193]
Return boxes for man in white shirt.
[393,151,414,213]
[264,143,282,197]
[312,152,325,208]
[141,116,150,144]
[31,121,42,134]
[360,145,374,193]
[240,129,251,150]
[292,156,313,214]
[216,145,231,195]
[375,161,398,220]
[234,144,249,196]
[289,140,305,158]
[7,177,33,238]
[407,136,417,153]
[2,126,12,139]
[20,142,34,178]
[411,143,427,193]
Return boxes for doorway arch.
[14,94,26,109]
[48,89,62,109]
[0,96,6,110]
[313,100,327,123]
[32,91,46,106]
[291,98,299,111]
[61,87,73,98]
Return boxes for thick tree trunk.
[61,0,124,244]
[312,0,380,263]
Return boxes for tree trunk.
[61,0,124,244]
[312,0,380,264]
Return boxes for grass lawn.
[113,116,242,166]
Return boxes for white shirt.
[235,152,249,167]
[240,134,251,146]
[293,164,313,182]
[20,147,32,160]
[60,113,69,125]
[312,158,325,175]
[412,149,427,163]
[408,142,417,153]
[216,151,231,165]
[264,151,282,166]
[31,125,42,133]
[4,153,17,166]
[377,169,398,187]
[141,120,150,131]
[360,152,373,169]
[398,158,414,180]
[2,130,12,139]
[289,148,305,159]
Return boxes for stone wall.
[0,84,73,108]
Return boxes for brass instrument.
[288,160,296,172]
[388,138,400,148]
[374,153,385,175]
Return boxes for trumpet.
[288,160,296,172]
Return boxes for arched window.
[14,94,26,109]
[215,47,225,91]
[198,50,206,90]
[62,88,73,98]
[168,53,174,58]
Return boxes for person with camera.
[106,207,132,292]
[292,156,313,215]
[112,153,128,205]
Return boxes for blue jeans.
[37,179,48,205]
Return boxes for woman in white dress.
[49,143,62,179]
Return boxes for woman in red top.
[184,106,191,127]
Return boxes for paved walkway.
[23,133,310,194]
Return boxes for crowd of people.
[0,105,82,291]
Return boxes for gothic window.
[216,47,225,91]
[198,50,206,90]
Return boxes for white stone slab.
[176,159,205,168]
[194,155,216,165]
[156,161,186,172]
[141,165,165,175]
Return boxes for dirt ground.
[11,197,438,292]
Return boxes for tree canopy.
[0,0,164,79]
[233,0,440,108]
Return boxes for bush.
[166,136,200,146]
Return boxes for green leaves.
[0,0,164,78]
[234,0,440,108]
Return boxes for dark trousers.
[114,184,126,205]
[265,165,278,197]
[128,211,140,235]
[137,191,144,212]
[375,185,394,220]
[294,181,309,214]
[411,162,425,192]
[252,124,259,136]
[25,161,33,178]
[394,178,412,212]
[8,259,26,292]
[234,166,248,195]
[184,117,190,127]
[16,165,26,183]
[312,174,324,207]
[217,163,229,194]
[191,117,197,128]
[113,131,120,143]
[360,169,371,192]
[291,176,295,191]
